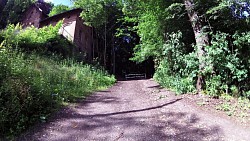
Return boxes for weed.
[216,102,231,112]
[0,50,115,138]
[158,95,167,100]
[197,101,206,106]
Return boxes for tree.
[74,0,250,96]
[0,0,34,28]
[122,0,169,62]
[73,0,250,96]
[48,4,70,17]
[74,0,124,69]
[184,0,210,94]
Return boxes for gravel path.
[18,79,250,141]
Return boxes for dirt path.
[18,79,250,141]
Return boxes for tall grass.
[0,49,115,138]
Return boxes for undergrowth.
[0,24,116,138]
[154,31,250,98]
[0,49,115,138]
[215,95,250,121]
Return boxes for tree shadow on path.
[18,92,223,141]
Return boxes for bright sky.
[45,0,73,6]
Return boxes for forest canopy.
[73,0,250,97]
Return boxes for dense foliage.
[48,4,70,17]
[0,22,74,57]
[74,0,129,72]
[72,0,250,98]
[0,0,34,28]
[119,0,250,97]
[0,23,115,138]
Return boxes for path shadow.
[72,98,182,118]
[76,92,121,106]
[148,85,164,90]
[17,96,223,141]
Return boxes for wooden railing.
[125,73,147,80]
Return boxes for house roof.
[25,1,51,18]
[35,1,51,15]
[40,8,82,23]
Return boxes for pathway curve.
[18,79,250,141]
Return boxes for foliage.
[154,30,250,97]
[0,22,73,57]
[74,0,130,72]
[121,0,250,98]
[0,48,115,138]
[0,21,116,138]
[0,0,34,29]
[154,31,196,94]
[74,0,123,27]
[48,4,70,17]
[202,32,248,96]
[215,94,250,119]
[123,0,169,62]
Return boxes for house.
[21,1,94,61]
[39,9,94,60]
[21,1,51,28]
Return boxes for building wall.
[22,5,46,28]
[40,13,78,42]
[22,6,94,62]
[74,16,93,61]
[39,10,94,61]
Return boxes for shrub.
[154,31,250,97]
[203,32,249,96]
[0,48,115,138]
[154,31,196,94]
[0,22,73,57]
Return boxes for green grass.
[0,50,116,138]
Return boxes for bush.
[154,31,196,94]
[154,59,196,94]
[203,32,248,97]
[154,31,250,98]
[0,48,115,138]
[0,22,73,57]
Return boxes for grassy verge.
[215,95,250,122]
[0,50,116,138]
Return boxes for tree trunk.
[184,0,209,94]
[104,22,107,67]
[112,34,116,74]
[92,27,94,60]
